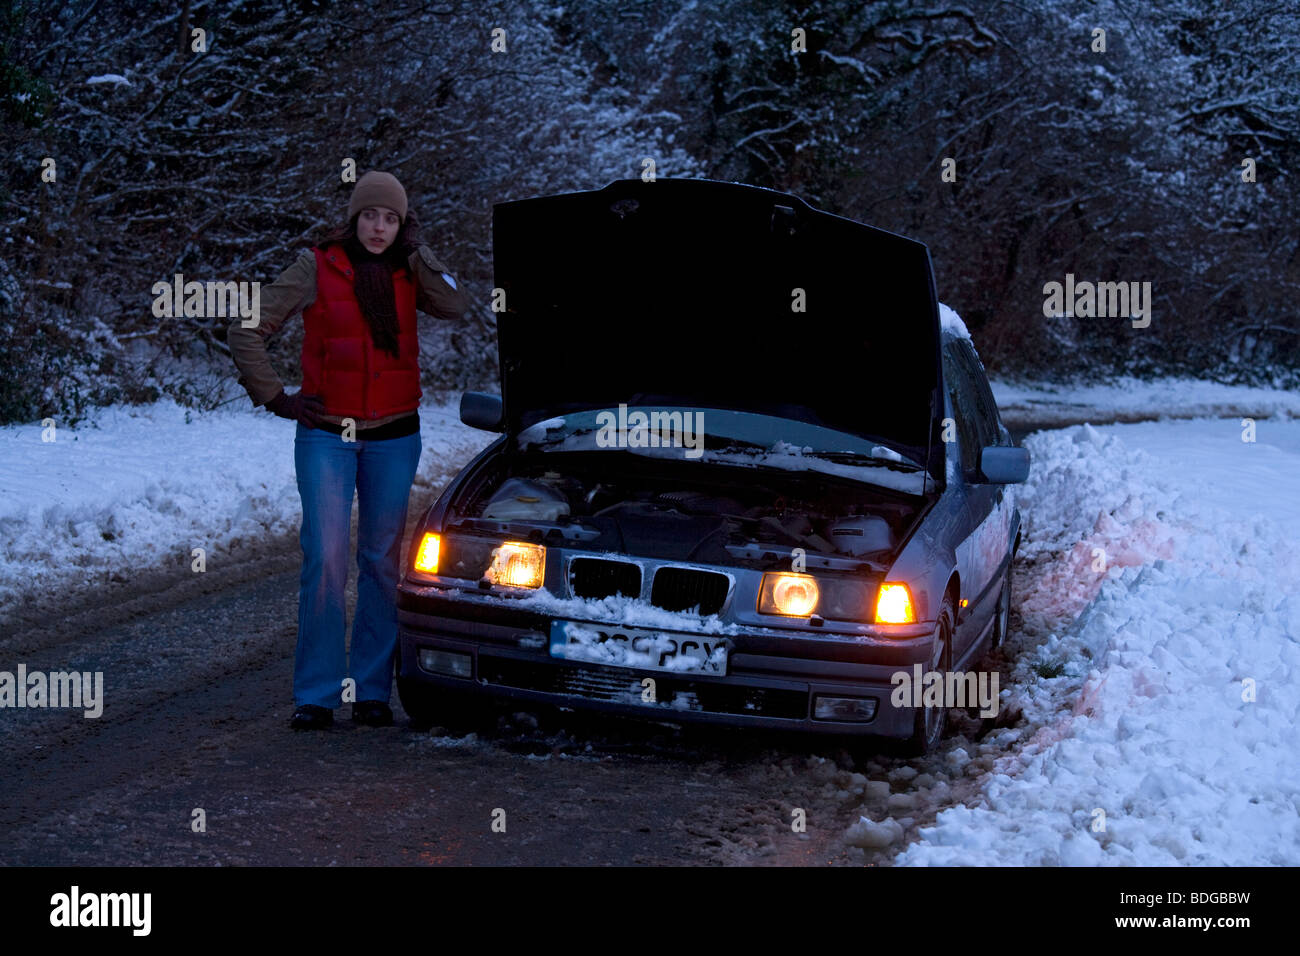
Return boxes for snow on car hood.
[492,178,943,467]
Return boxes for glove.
[265,390,325,428]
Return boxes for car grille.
[479,656,808,720]
[568,558,641,599]
[651,566,729,616]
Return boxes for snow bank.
[894,418,1300,865]
[992,377,1300,430]
[0,399,493,618]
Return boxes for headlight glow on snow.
[874,582,916,624]
[486,541,546,588]
[760,572,820,617]
[412,532,440,574]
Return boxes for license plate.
[549,621,728,676]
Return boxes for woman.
[228,170,467,730]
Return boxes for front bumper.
[396,585,937,739]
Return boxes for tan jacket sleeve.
[227,249,317,407]
[409,245,468,319]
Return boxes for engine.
[464,461,916,567]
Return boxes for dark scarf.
[342,234,404,358]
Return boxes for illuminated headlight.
[411,534,546,589]
[486,541,546,588]
[759,573,820,616]
[874,582,916,624]
[412,532,441,574]
[758,573,873,620]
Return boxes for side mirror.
[460,391,504,432]
[978,446,1030,484]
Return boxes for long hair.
[313,211,422,357]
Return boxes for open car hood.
[492,179,942,475]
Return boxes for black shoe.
[351,700,394,727]
[290,704,333,730]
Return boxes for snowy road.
[1,394,1296,865]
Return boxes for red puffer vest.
[301,245,422,420]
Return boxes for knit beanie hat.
[348,171,407,221]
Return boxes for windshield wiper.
[703,435,771,453]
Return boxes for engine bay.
[447,451,926,571]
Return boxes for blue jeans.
[292,423,421,708]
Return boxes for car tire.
[395,652,489,733]
[395,669,438,730]
[991,566,1012,650]
[898,596,954,758]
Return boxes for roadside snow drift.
[993,378,1300,430]
[894,418,1300,866]
[0,399,493,618]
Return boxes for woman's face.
[357,206,401,254]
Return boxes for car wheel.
[899,596,954,758]
[395,652,488,732]
[395,665,440,730]
[991,567,1012,650]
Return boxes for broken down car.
[395,178,1029,755]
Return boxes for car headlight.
[758,573,873,620]
[759,572,820,616]
[486,541,546,588]
[874,582,916,624]
[410,533,545,589]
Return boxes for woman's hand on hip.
[265,389,325,428]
